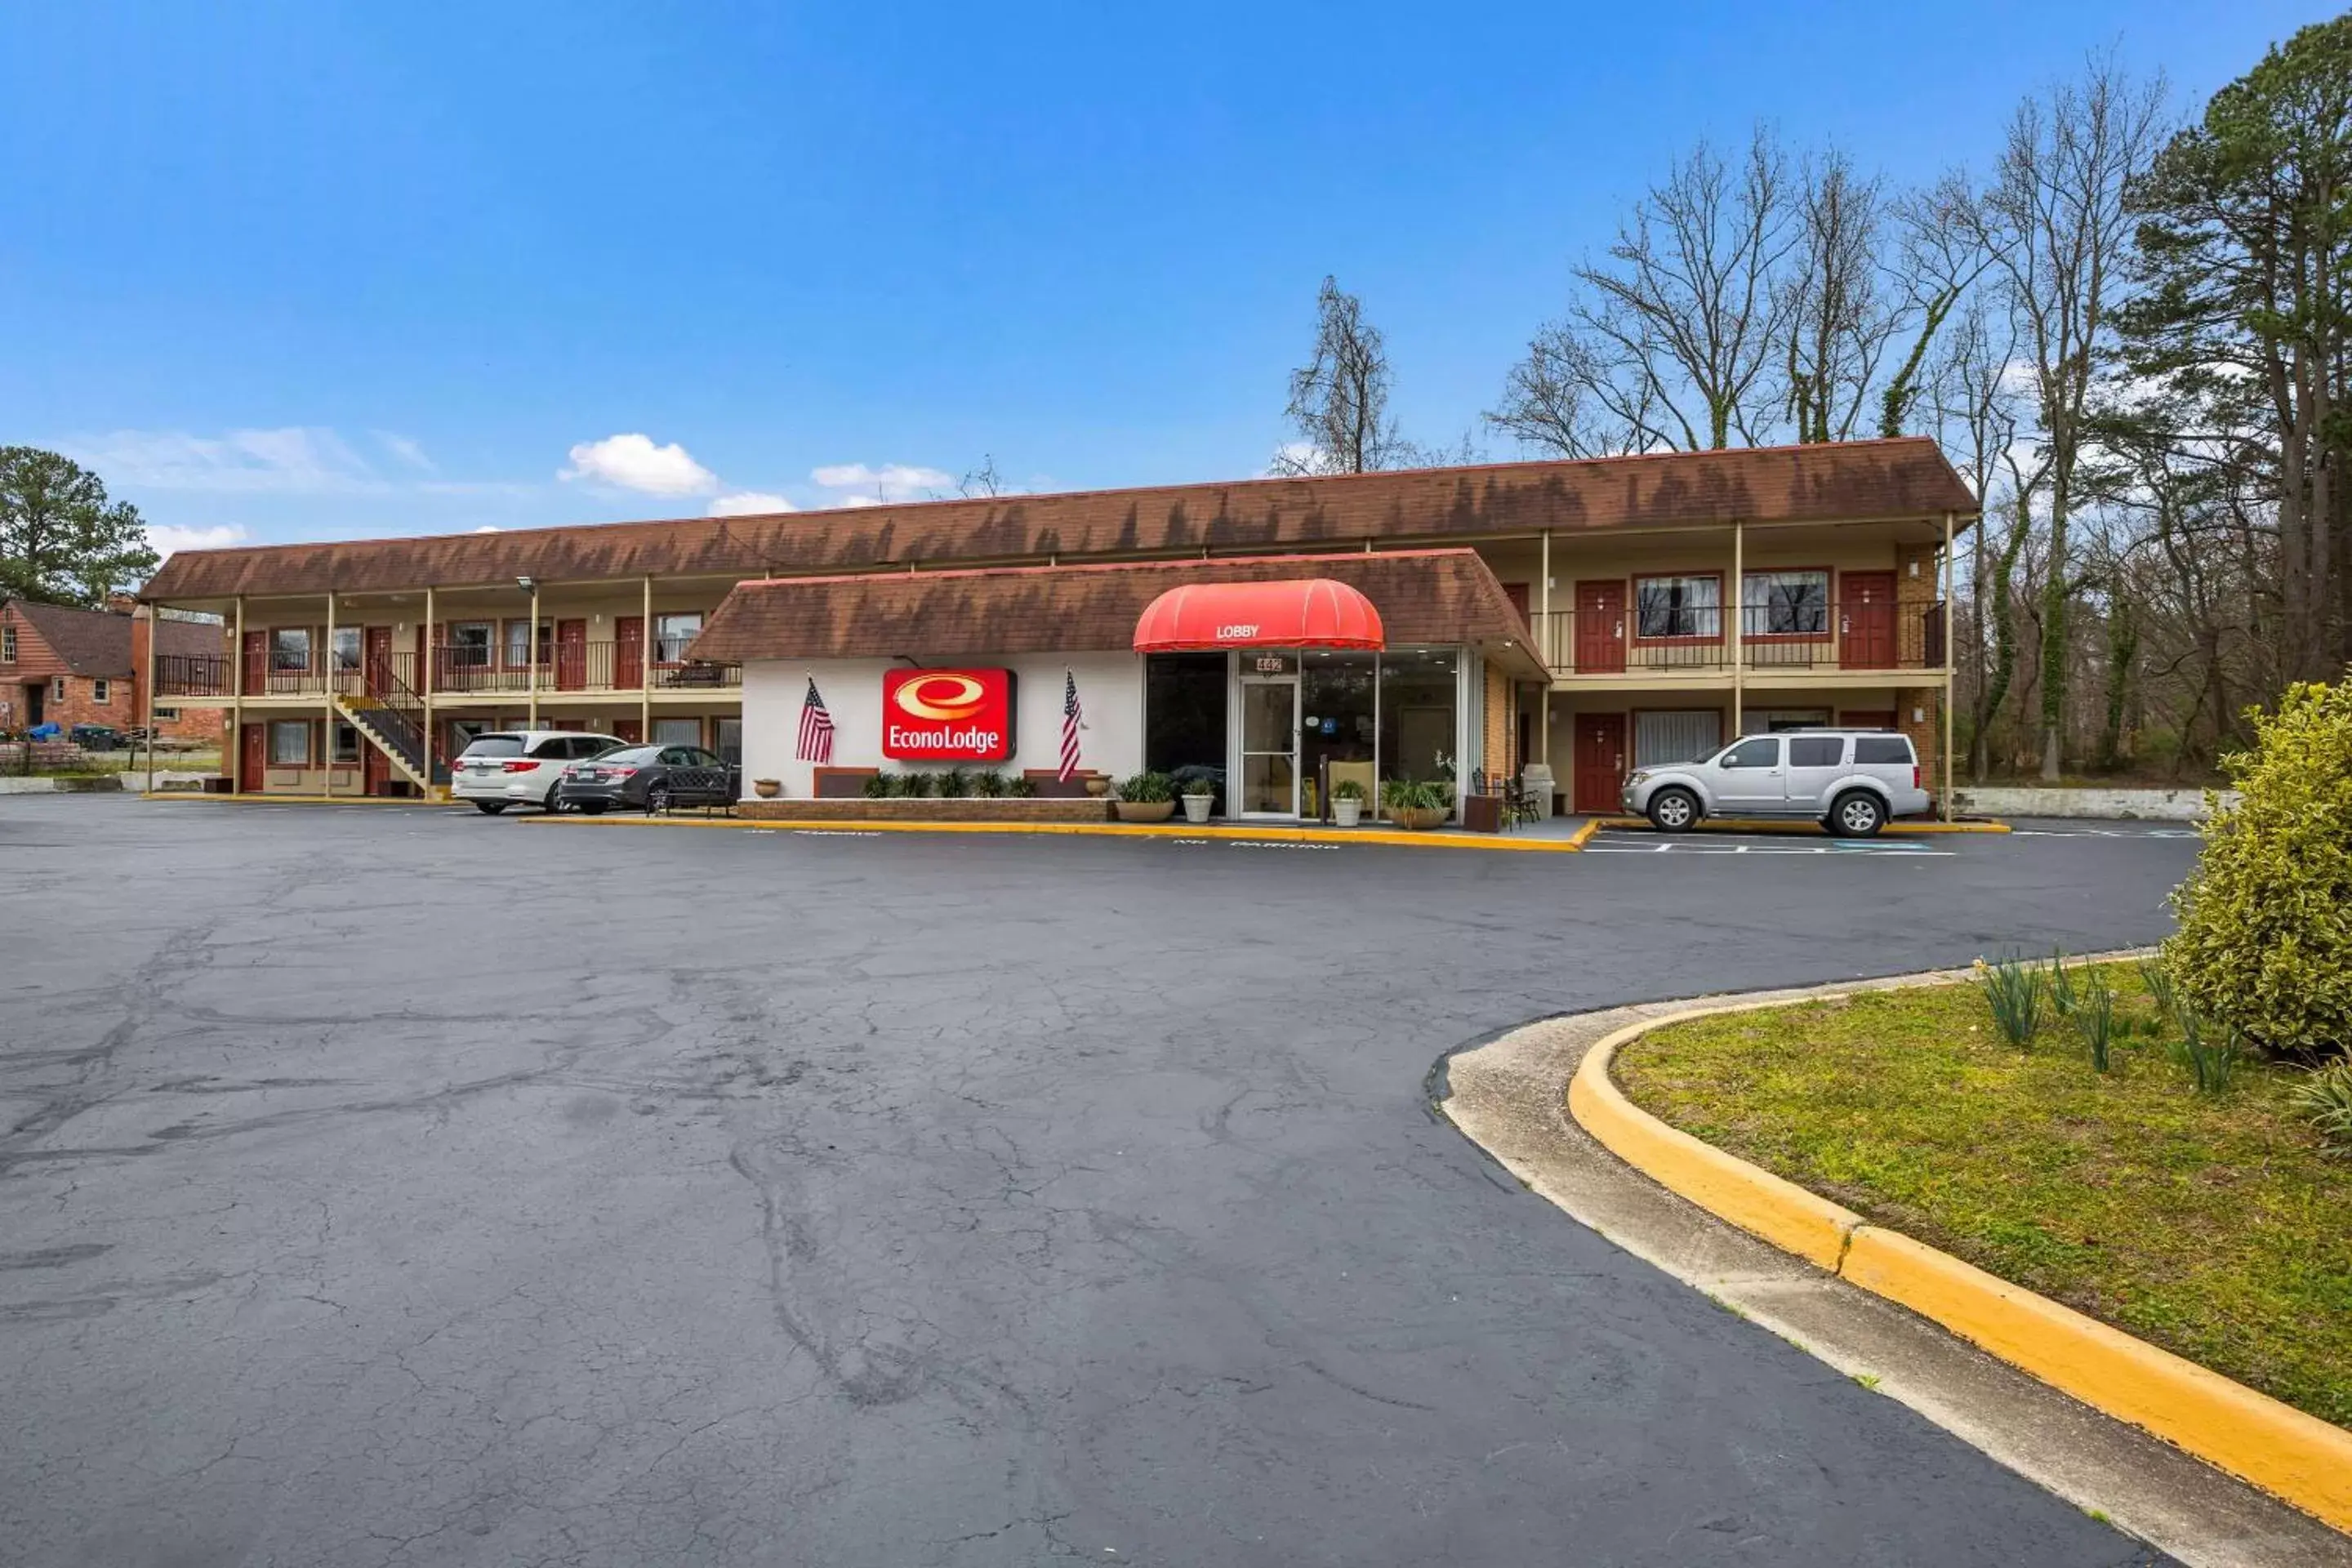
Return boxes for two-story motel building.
[137,439,1976,820]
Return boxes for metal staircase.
[335,662,449,797]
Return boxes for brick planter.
[736,797,1113,824]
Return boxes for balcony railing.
[1535,603,1947,676]
[156,654,233,697]
[427,640,738,695]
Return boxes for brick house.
[0,599,228,745]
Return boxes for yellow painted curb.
[528,813,1592,852]
[1594,815,2010,836]
[1570,1007,1863,1271]
[1571,995,2352,1535]
[141,791,454,807]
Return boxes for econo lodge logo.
[881,668,1017,762]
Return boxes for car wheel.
[1829,790,1886,838]
[1647,786,1699,833]
[646,782,670,815]
[474,801,507,816]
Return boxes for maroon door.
[612,717,644,744]
[1575,581,1627,673]
[1574,713,1627,814]
[1841,708,1897,733]
[1840,572,1896,668]
[241,630,268,695]
[555,619,587,691]
[1502,581,1531,629]
[238,722,266,790]
[615,616,644,689]
[363,626,393,693]
[362,737,390,795]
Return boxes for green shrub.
[2287,1058,2352,1155]
[2046,948,2078,1018]
[1332,778,1368,802]
[938,766,972,799]
[1005,773,1036,798]
[897,770,936,799]
[1382,777,1448,812]
[1117,771,1174,804]
[971,769,1007,798]
[1974,955,2043,1048]
[860,772,892,799]
[2165,675,2352,1058]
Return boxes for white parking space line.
[2007,826,2199,840]
[1584,838,1954,857]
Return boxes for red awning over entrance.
[1132,577,1385,653]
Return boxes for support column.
[639,575,653,739]
[1729,522,1745,737]
[1943,511,1957,821]
[422,586,437,796]
[1538,530,1552,760]
[323,590,337,798]
[526,583,541,728]
[229,595,246,792]
[142,602,158,795]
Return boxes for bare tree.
[957,455,1005,498]
[1956,56,2166,779]
[1273,276,1416,474]
[1880,173,2004,437]
[1780,149,1901,442]
[1489,127,1797,453]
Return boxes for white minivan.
[1619,728,1930,837]
[452,730,627,814]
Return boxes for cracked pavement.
[1,800,2198,1566]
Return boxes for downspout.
[527,581,541,729]
[1943,512,1958,822]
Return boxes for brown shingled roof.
[1,602,226,675]
[141,439,1977,602]
[688,550,1544,675]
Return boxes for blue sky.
[0,1,2323,555]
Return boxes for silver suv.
[1620,729,1929,837]
[452,730,626,814]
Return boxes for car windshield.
[457,735,523,759]
[594,746,662,765]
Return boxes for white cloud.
[559,433,720,497]
[145,522,250,559]
[832,494,886,508]
[474,525,503,533]
[373,430,435,471]
[59,426,385,495]
[809,461,954,501]
[710,491,795,517]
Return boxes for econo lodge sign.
[881,668,1017,762]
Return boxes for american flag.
[1058,670,1083,782]
[795,676,835,764]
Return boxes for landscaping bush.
[1116,771,1174,804]
[2287,1058,2352,1155]
[2164,674,2352,1059]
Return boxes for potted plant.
[1382,777,1448,831]
[1083,774,1111,796]
[1114,771,1178,823]
[1331,777,1366,828]
[1178,773,1218,824]
[752,777,782,799]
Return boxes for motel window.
[271,627,313,671]
[92,679,110,704]
[1742,570,1830,635]
[331,722,362,764]
[52,677,66,702]
[1633,710,1721,768]
[1634,576,1720,639]
[269,720,312,765]
[651,717,702,747]
[332,626,362,671]
[448,622,493,667]
[1743,707,1832,736]
[153,706,180,721]
[2,625,15,662]
[653,612,703,662]
[503,619,533,669]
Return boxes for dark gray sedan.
[554,744,738,814]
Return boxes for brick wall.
[738,797,1114,823]
[1482,662,1509,782]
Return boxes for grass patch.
[1614,967,2352,1429]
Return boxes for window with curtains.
[1742,569,1830,635]
[270,627,312,670]
[1634,575,1720,639]
[332,626,362,670]
[503,619,534,669]
[1634,710,1723,768]
[653,612,703,663]
[269,720,312,765]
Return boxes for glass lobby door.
[1237,675,1299,817]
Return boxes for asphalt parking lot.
[0,798,2194,1568]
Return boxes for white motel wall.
[739,653,1147,798]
